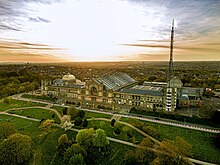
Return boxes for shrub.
[114,128,120,135]
[127,130,134,138]
[74,117,83,126]
[77,110,85,118]
[82,119,88,128]
[111,119,116,127]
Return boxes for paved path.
[0,111,40,122]
[4,94,219,165]
[11,94,220,133]
[80,107,220,133]
[92,117,161,144]
[1,109,217,165]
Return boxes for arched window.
[90,87,98,96]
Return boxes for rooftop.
[120,85,164,96]
[94,72,137,91]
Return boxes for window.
[90,87,98,96]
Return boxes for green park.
[0,96,220,165]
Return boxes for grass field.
[121,117,220,164]
[52,105,113,119]
[8,108,60,123]
[1,98,219,164]
[0,114,133,165]
[87,120,144,143]
[85,110,113,119]
[51,106,65,115]
[0,99,47,111]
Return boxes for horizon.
[1,0,220,62]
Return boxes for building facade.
[41,72,203,111]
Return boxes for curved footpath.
[0,106,217,165]
[78,108,220,133]
[12,94,220,133]
[5,94,219,165]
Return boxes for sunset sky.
[0,0,220,62]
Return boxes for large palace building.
[41,21,203,112]
[41,72,203,112]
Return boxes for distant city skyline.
[0,0,220,62]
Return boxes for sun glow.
[3,0,165,61]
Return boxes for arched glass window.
[90,87,98,96]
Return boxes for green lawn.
[0,114,135,165]
[85,111,113,119]
[52,106,113,119]
[121,117,220,164]
[87,120,144,143]
[0,114,42,137]
[0,99,47,111]
[8,108,60,123]
[51,106,65,115]
[0,114,77,165]
[96,142,134,165]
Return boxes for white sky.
[1,0,219,62]
[2,0,167,61]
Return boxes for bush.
[3,97,11,104]
[130,107,137,112]
[114,128,120,135]
[82,119,88,128]
[97,105,105,109]
[111,119,116,127]
[63,108,68,115]
[77,110,85,118]
[141,125,160,139]
[214,134,220,149]
[127,130,134,138]
[74,117,83,126]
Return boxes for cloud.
[0,0,59,31]
[29,17,50,23]
[0,40,65,51]
[123,42,220,52]
[0,24,21,31]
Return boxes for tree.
[63,144,87,164]
[3,97,11,104]
[93,129,109,148]
[111,119,116,127]
[135,138,156,164]
[212,111,220,125]
[0,133,33,165]
[153,140,193,165]
[76,128,94,148]
[141,125,160,139]
[52,113,55,118]
[68,154,85,165]
[214,133,220,149]
[67,106,79,120]
[82,119,88,128]
[148,76,157,82]
[58,134,69,145]
[63,107,68,115]
[174,137,192,157]
[124,150,139,165]
[0,122,17,140]
[18,86,25,93]
[39,119,54,132]
[77,110,85,118]
[74,117,83,126]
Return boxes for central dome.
[62,73,76,81]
